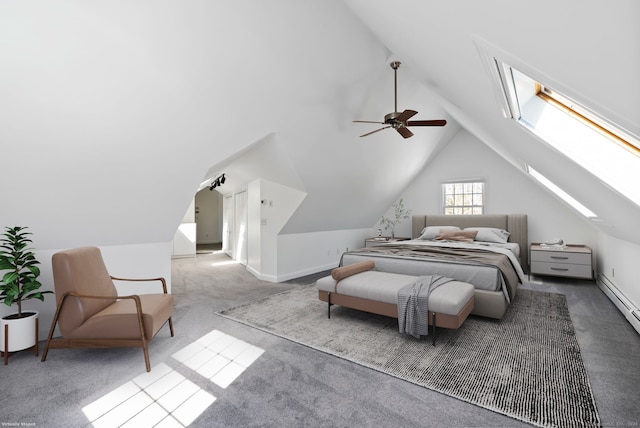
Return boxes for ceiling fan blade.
[353,120,385,124]
[395,109,418,122]
[406,119,447,127]
[396,126,413,138]
[359,126,391,137]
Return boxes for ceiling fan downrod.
[391,61,401,113]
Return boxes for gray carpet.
[3,251,638,427]
[220,286,600,428]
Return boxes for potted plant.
[379,198,412,239]
[0,226,52,357]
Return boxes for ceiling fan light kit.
[354,61,446,138]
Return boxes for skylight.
[493,61,640,209]
[527,166,597,218]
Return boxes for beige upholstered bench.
[316,262,474,344]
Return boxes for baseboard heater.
[597,273,640,335]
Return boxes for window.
[443,181,484,215]
[527,166,597,218]
[485,53,640,210]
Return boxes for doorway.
[195,188,223,253]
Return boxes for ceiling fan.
[354,61,446,138]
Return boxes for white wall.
[277,228,372,282]
[0,242,171,341]
[597,233,640,311]
[269,128,600,283]
[171,199,196,258]
[247,181,262,274]
[246,178,306,282]
[393,129,598,251]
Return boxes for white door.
[234,190,248,265]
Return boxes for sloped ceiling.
[343,0,640,243]
[1,0,638,249]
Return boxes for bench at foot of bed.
[316,270,474,345]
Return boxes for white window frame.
[474,35,640,212]
[442,180,485,215]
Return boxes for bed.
[339,214,528,319]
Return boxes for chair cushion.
[65,294,174,340]
[52,247,118,335]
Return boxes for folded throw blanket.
[398,275,453,338]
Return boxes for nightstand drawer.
[530,261,592,279]
[530,250,591,265]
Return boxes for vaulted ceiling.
[1,0,638,249]
[343,0,640,243]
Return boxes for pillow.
[418,226,461,240]
[331,260,375,281]
[435,229,478,242]
[464,227,510,243]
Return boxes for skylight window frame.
[474,35,640,211]
[537,86,640,157]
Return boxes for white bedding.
[341,239,525,303]
[402,239,524,282]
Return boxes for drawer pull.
[550,267,569,271]
[550,256,569,260]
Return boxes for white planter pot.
[1,311,38,353]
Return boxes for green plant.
[379,198,412,236]
[0,226,52,318]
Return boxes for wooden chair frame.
[41,276,174,372]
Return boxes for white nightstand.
[529,243,593,279]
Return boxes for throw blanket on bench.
[398,275,453,338]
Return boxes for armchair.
[41,247,174,372]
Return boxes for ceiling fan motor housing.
[384,111,403,126]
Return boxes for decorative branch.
[378,198,412,236]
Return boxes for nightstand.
[365,237,410,247]
[529,243,593,279]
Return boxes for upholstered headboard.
[411,214,528,272]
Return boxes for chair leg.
[42,297,66,363]
[142,342,151,372]
[168,317,174,337]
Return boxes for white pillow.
[464,227,510,243]
[418,226,461,240]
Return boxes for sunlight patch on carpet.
[82,363,215,427]
[82,330,264,427]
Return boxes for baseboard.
[275,263,336,283]
[597,273,640,335]
[245,263,336,283]
[245,265,278,283]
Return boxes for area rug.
[219,286,600,428]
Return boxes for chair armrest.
[110,276,168,294]
[60,291,144,314]
[56,292,146,339]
